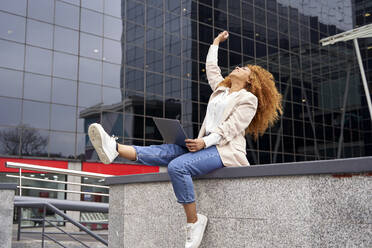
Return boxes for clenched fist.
[213,30,229,45]
[185,138,206,152]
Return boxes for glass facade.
[0,0,371,165]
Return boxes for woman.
[88,31,283,248]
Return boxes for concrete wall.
[0,184,16,248]
[108,174,371,248]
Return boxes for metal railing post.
[17,207,21,241]
[19,168,22,196]
[42,205,46,248]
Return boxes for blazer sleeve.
[210,93,258,146]
[206,45,225,91]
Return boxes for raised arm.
[206,31,229,91]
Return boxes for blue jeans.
[132,144,224,204]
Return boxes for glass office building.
[0,0,371,165]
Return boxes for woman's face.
[230,66,251,84]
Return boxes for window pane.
[0,40,24,70]
[76,133,86,159]
[229,33,241,53]
[145,116,163,139]
[165,98,181,119]
[198,23,213,44]
[214,9,227,30]
[0,126,20,156]
[165,55,181,77]
[127,0,144,25]
[0,97,21,126]
[103,86,122,105]
[228,15,241,35]
[182,79,198,101]
[79,57,102,84]
[0,12,26,43]
[52,78,77,106]
[146,50,163,73]
[80,32,103,60]
[82,0,103,12]
[165,33,181,56]
[26,19,53,49]
[165,76,181,99]
[24,73,51,102]
[145,94,163,117]
[63,0,80,6]
[0,1,26,15]
[28,0,54,23]
[104,15,123,40]
[55,1,80,30]
[147,0,163,8]
[124,91,144,115]
[102,112,123,136]
[53,52,78,80]
[146,72,163,95]
[103,62,121,88]
[126,45,144,69]
[25,46,52,75]
[199,5,212,25]
[166,0,180,13]
[0,68,23,98]
[146,28,163,51]
[23,100,50,129]
[54,26,78,54]
[78,82,101,108]
[49,131,76,158]
[51,104,76,132]
[126,22,144,47]
[81,8,103,36]
[20,128,48,157]
[199,83,212,103]
[124,115,143,138]
[165,12,180,35]
[147,7,163,29]
[125,68,144,92]
[103,38,121,64]
[104,0,122,18]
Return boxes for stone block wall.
[108,174,371,248]
[0,184,17,248]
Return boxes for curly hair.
[216,65,283,141]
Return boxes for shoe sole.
[88,123,111,164]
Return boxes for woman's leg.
[118,143,189,166]
[167,145,224,222]
[117,144,137,161]
[88,122,188,165]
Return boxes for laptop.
[152,117,189,148]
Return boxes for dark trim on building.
[105,156,372,185]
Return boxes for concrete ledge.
[106,157,372,247]
[105,156,372,185]
[0,184,16,248]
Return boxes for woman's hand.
[185,138,206,152]
[213,31,229,45]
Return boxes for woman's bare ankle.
[117,144,137,161]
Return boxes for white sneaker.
[88,123,119,164]
[185,213,208,248]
